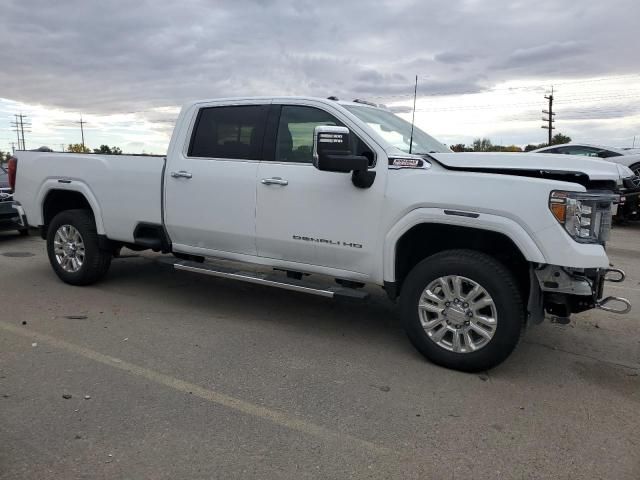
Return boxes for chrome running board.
[162,258,369,302]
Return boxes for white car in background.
[532,143,640,188]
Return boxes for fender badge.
[388,157,428,169]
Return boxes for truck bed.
[15,152,165,243]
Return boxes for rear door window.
[188,105,268,160]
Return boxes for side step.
[134,236,163,250]
[161,258,369,302]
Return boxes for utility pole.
[11,115,22,150]
[542,86,555,145]
[10,142,16,153]
[20,114,26,150]
[60,144,66,152]
[75,116,86,151]
[10,114,31,150]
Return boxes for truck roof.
[185,96,387,110]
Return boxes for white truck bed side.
[15,152,165,243]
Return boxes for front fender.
[383,208,546,282]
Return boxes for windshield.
[343,105,451,154]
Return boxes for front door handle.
[171,171,193,179]
[261,177,288,186]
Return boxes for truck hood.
[428,152,623,182]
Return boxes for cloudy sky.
[1,0,639,154]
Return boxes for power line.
[404,92,640,113]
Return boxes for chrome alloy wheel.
[53,224,86,273]
[418,275,498,353]
[631,169,640,188]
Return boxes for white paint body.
[15,97,624,286]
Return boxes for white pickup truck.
[14,96,633,371]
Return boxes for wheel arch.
[384,209,545,300]
[39,183,105,238]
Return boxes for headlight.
[549,191,618,244]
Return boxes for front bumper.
[535,265,632,317]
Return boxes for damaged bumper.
[534,265,632,318]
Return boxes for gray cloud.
[434,51,476,65]
[497,41,589,70]
[0,0,639,133]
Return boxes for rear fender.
[37,180,105,235]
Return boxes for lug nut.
[445,302,450,307]
[454,298,459,304]
[463,302,469,308]
[466,311,473,317]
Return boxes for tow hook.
[596,296,632,314]
[595,268,632,314]
[603,268,625,283]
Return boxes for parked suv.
[14,97,632,371]
[0,162,28,236]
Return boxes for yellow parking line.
[0,320,392,456]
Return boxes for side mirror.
[312,126,369,173]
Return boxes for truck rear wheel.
[46,209,112,286]
[399,249,524,372]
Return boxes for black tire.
[399,249,524,372]
[46,209,112,286]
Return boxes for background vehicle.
[13,97,632,371]
[532,143,640,178]
[532,143,640,221]
[0,163,28,236]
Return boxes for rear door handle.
[261,177,288,186]
[171,171,193,179]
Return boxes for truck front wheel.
[46,209,112,286]
[399,249,524,372]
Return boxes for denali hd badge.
[293,235,362,248]
[388,157,429,169]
